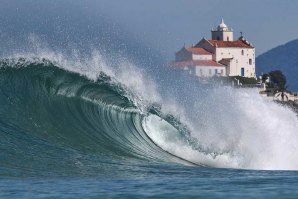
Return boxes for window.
[215,69,218,74]
[227,36,229,41]
[221,69,224,74]
[209,69,212,75]
[241,50,244,55]
[249,59,252,65]
[217,36,220,40]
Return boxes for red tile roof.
[186,47,212,55]
[208,40,254,48]
[174,60,224,67]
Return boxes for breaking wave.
[1,54,298,177]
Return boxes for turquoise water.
[1,59,298,198]
[1,2,298,197]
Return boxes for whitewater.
[0,36,298,199]
[1,45,298,165]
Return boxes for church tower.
[211,18,233,41]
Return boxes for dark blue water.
[2,166,298,198]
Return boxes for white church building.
[175,19,256,78]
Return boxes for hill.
[256,39,298,91]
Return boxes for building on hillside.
[174,18,256,78]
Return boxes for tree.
[269,70,288,101]
[269,70,287,92]
[261,73,269,83]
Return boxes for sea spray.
[145,86,298,170]
[1,42,298,171]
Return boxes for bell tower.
[211,18,234,41]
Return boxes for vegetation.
[269,70,287,91]
[261,73,269,83]
[262,70,288,101]
[208,76,259,86]
[257,39,298,91]
[262,70,287,91]
[232,76,259,85]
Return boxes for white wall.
[215,47,255,77]
[193,66,226,77]
[192,54,212,60]
[212,31,234,41]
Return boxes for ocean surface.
[1,2,298,196]
[2,168,298,198]
[0,57,298,198]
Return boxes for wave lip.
[1,57,298,175]
[0,58,199,177]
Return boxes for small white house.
[174,19,256,78]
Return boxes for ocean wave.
[0,58,200,177]
[1,56,298,175]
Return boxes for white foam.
[144,86,298,170]
[4,36,161,111]
[5,36,298,170]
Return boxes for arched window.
[249,59,252,65]
[241,50,244,55]
[227,36,229,41]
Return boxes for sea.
[1,3,298,198]
[0,55,298,199]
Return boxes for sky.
[94,0,298,58]
[0,0,298,60]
